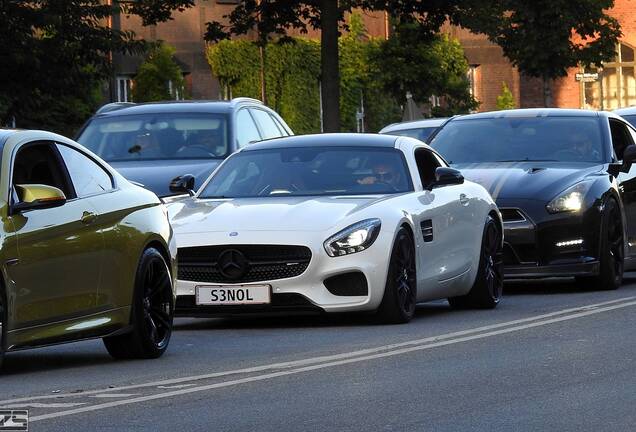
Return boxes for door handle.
[81,211,97,224]
[459,193,470,206]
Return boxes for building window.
[116,76,133,102]
[467,65,478,98]
[581,42,636,110]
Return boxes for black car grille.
[178,245,312,284]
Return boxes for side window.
[250,109,283,139]
[414,148,442,190]
[609,119,635,160]
[236,109,262,148]
[57,144,113,197]
[12,142,75,202]
[271,114,290,136]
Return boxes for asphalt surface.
[3,276,636,431]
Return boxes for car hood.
[168,195,396,234]
[453,161,606,201]
[109,159,222,197]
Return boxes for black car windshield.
[621,114,636,128]
[387,127,438,143]
[430,116,605,164]
[77,113,229,161]
[199,146,413,198]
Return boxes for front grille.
[500,208,526,223]
[178,245,312,284]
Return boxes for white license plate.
[195,285,271,305]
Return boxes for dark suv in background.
[76,98,293,197]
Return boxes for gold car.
[0,130,177,368]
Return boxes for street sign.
[575,72,599,82]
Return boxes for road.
[2,277,636,431]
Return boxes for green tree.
[204,1,457,132]
[496,82,515,110]
[373,23,478,116]
[133,44,186,102]
[462,0,621,106]
[0,0,193,134]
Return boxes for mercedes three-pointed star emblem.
[217,249,249,280]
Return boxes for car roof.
[244,133,398,151]
[93,98,263,118]
[450,108,601,121]
[380,118,448,133]
[0,129,17,145]
[614,106,636,116]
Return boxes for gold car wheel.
[142,256,173,349]
[103,248,174,359]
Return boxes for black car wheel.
[578,198,623,290]
[104,248,174,359]
[449,215,503,309]
[376,227,417,324]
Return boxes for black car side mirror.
[623,145,636,166]
[433,167,464,188]
[169,174,196,196]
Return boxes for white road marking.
[1,402,86,409]
[1,296,633,408]
[19,296,636,423]
[156,384,196,389]
[90,393,139,398]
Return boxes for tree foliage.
[372,23,478,116]
[462,0,621,106]
[207,15,477,133]
[496,82,515,110]
[0,0,192,134]
[132,43,186,102]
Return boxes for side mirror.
[169,174,196,196]
[623,145,636,165]
[13,184,67,212]
[433,167,464,188]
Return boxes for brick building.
[112,0,636,113]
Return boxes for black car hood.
[454,161,606,202]
[109,159,222,197]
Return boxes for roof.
[94,98,263,118]
[0,129,17,144]
[452,108,600,121]
[380,118,448,133]
[614,106,636,116]
[244,133,398,151]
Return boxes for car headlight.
[546,180,594,214]
[324,219,381,257]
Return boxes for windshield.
[387,127,438,143]
[199,146,413,198]
[621,114,636,128]
[77,113,229,161]
[430,116,605,164]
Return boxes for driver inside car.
[357,161,402,187]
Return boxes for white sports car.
[168,133,503,323]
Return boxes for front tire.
[376,227,417,324]
[577,198,623,290]
[104,248,174,359]
[448,215,503,309]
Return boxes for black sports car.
[429,109,636,290]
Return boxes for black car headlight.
[324,219,381,257]
[546,180,594,214]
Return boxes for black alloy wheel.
[104,248,174,359]
[449,215,503,309]
[578,198,624,290]
[377,227,417,324]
